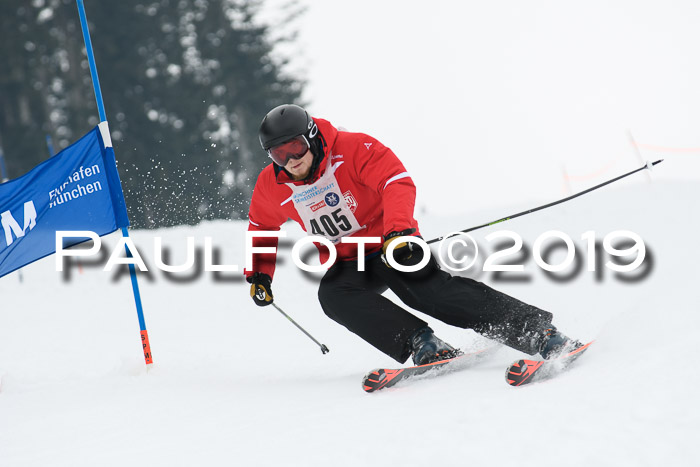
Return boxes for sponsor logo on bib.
[343,190,358,213]
[325,192,340,207]
[310,200,327,212]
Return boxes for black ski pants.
[318,251,553,363]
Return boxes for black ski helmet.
[258,104,318,150]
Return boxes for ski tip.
[362,369,386,393]
[505,359,541,387]
[563,340,594,360]
[505,360,523,386]
[362,367,406,393]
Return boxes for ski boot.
[410,327,461,365]
[538,327,582,360]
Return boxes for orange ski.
[362,347,496,393]
[506,341,594,387]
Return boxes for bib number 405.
[310,208,352,237]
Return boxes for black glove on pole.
[382,228,418,268]
[248,272,273,306]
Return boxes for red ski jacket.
[245,118,419,280]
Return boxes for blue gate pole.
[76,0,153,367]
[45,134,56,157]
[0,147,24,283]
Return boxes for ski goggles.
[267,135,310,167]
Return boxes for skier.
[245,104,579,366]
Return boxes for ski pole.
[427,159,663,244]
[272,303,330,354]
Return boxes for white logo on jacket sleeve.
[364,143,373,150]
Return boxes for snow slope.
[0,179,698,467]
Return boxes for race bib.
[285,160,363,243]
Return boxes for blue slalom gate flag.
[0,123,129,278]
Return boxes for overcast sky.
[262,0,700,216]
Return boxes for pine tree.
[0,0,304,227]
